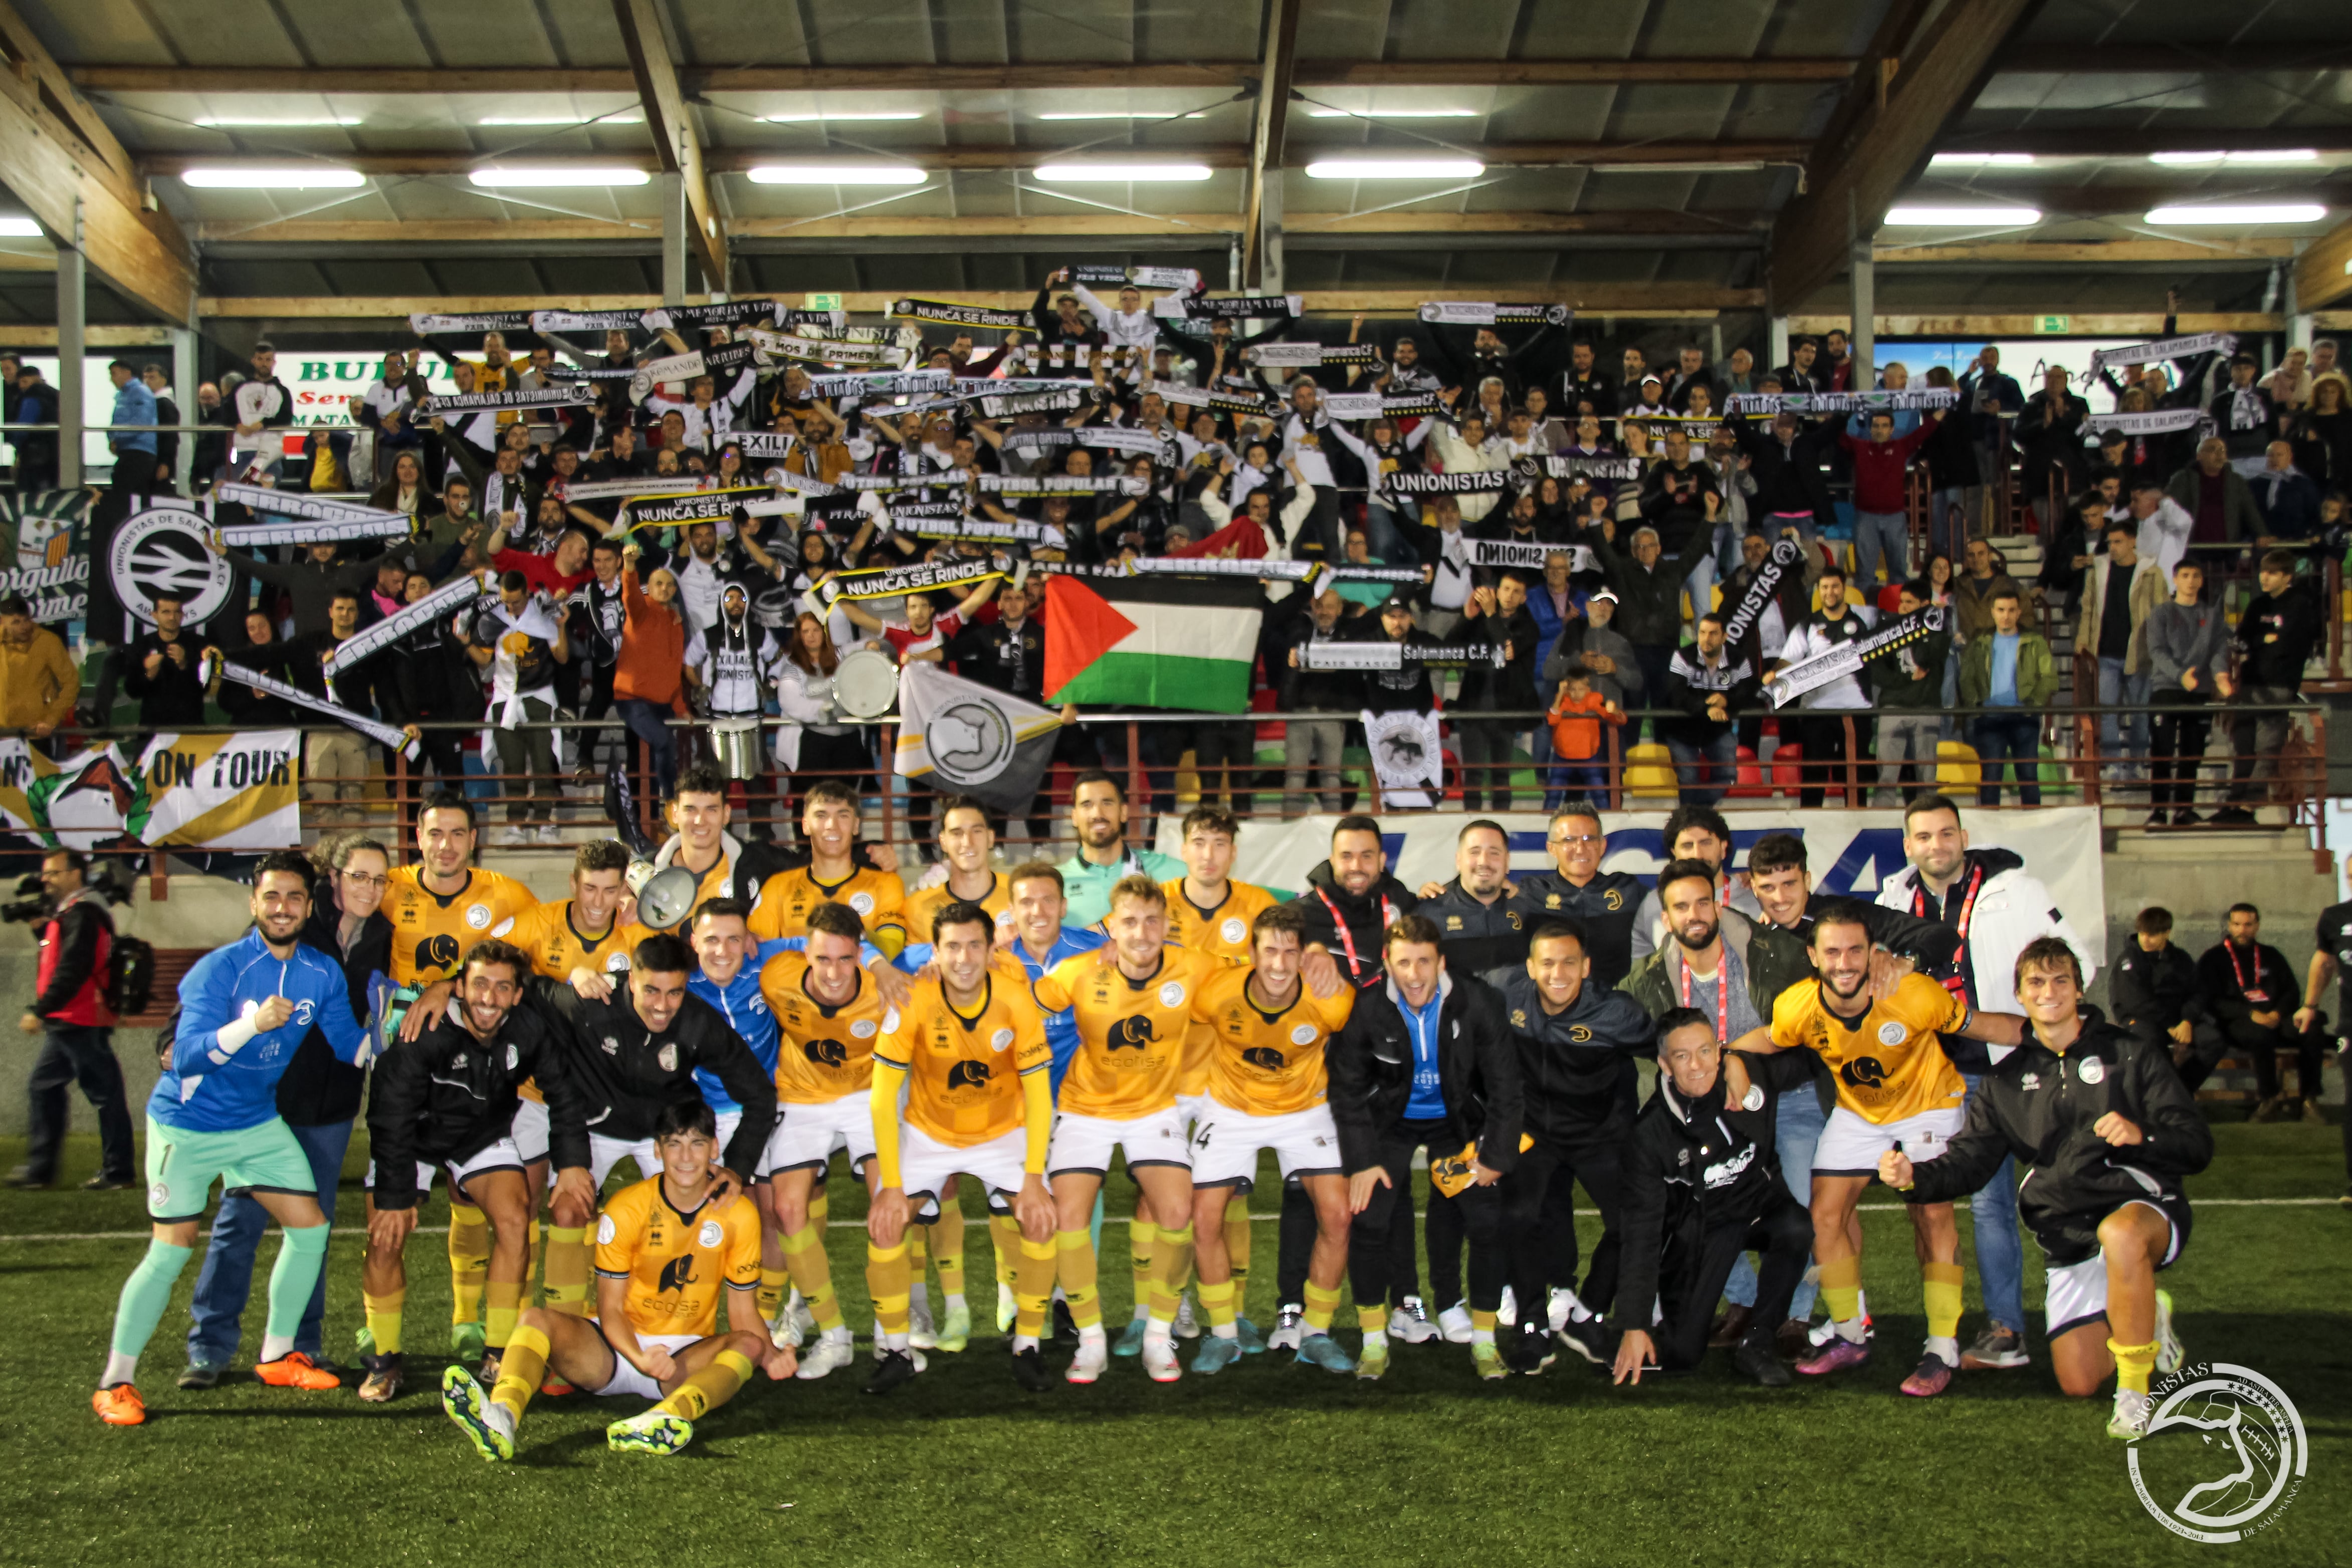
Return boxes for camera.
[0,874,44,925]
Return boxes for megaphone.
[632,865,699,933]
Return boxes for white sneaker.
[1547,1287,1577,1334]
[787,1288,816,1342]
[1065,1334,1109,1384]
[1142,1331,1181,1383]
[1268,1305,1304,1352]
[1498,1285,1519,1328]
[1172,1292,1199,1340]
[1437,1302,1475,1345]
[793,1330,855,1380]
[996,1281,1017,1334]
[908,1295,936,1349]
[771,1310,804,1351]
[536,823,564,844]
[2154,1289,2183,1375]
[495,825,527,846]
[2108,1387,2154,1440]
[1388,1296,1440,1345]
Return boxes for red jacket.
[34,893,114,1027]
[1836,421,1937,515]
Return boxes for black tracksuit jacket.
[535,981,778,1180]
[1326,974,1523,1176]
[366,998,586,1210]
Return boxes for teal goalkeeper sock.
[1089,1190,1106,1256]
[110,1240,194,1362]
[263,1224,331,1346]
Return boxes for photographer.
[7,850,132,1191]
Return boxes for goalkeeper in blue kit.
[93,853,375,1426]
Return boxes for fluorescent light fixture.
[181,166,365,188]
[763,111,925,122]
[2147,202,2326,225]
[1592,161,1769,174]
[194,115,362,128]
[746,163,929,184]
[1305,158,1484,179]
[468,166,652,187]
[1033,162,1213,181]
[1034,111,1210,120]
[0,217,41,237]
[1929,152,2036,167]
[1884,203,2041,225]
[1304,107,1478,118]
[2149,148,2317,166]
[478,113,645,126]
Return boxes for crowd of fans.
[0,274,2341,836]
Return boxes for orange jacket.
[615,569,687,710]
[1547,688,1624,762]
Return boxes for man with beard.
[1620,858,1809,1073]
[1484,921,1656,1375]
[1513,803,1645,989]
[1054,771,1184,931]
[1627,804,1765,966]
[1610,1008,1814,1388]
[1729,904,2024,1399]
[358,939,587,1402]
[683,580,783,840]
[1329,915,1519,1380]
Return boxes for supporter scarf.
[1002,428,1078,457]
[890,298,1030,331]
[221,661,420,759]
[774,308,852,333]
[807,370,953,399]
[1724,389,1956,416]
[325,572,493,676]
[2088,332,2236,376]
[482,596,565,727]
[732,431,813,462]
[1156,293,1303,322]
[1721,538,1804,668]
[836,473,941,494]
[212,482,400,524]
[630,341,759,403]
[409,312,532,336]
[979,387,1090,418]
[814,558,1005,608]
[878,500,971,523]
[618,486,774,531]
[1466,539,1594,573]
[563,365,645,380]
[1299,640,1503,670]
[1146,379,1279,416]
[2092,407,2207,435]
[745,327,901,365]
[530,309,642,333]
[643,301,778,331]
[1072,264,1200,291]
[1004,343,1145,371]
[1768,605,1945,708]
[558,476,704,502]
[1323,391,1444,420]
[1532,455,1645,483]
[1077,426,1179,463]
[1384,470,1511,495]
[420,384,591,415]
[1417,302,1574,326]
[978,474,1148,497]
[220,514,413,548]
[904,515,1055,544]
[1250,343,1383,368]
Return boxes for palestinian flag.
[1043,573,1264,713]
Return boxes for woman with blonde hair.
[775,609,872,830]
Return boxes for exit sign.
[805,292,844,310]
[2034,315,2070,334]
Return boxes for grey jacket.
[2145,596,2229,694]
[1543,619,1644,707]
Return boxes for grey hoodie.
[2145,595,2228,694]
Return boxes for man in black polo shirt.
[1513,802,1644,989]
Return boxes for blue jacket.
[903,930,1107,1093]
[111,378,157,457]
[154,930,370,1133]
[2249,467,2322,540]
[1525,584,1585,676]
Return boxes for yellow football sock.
[781,1225,843,1333]
[1820,1255,1863,1325]
[1921,1261,1965,1341]
[654,1348,754,1422]
[1357,1303,1386,1334]
[1471,1308,1498,1342]
[867,1240,912,1341]
[1150,1223,1194,1325]
[362,1287,405,1357]
[542,1226,591,1315]
[490,1323,549,1424]
[809,1185,829,1229]
[1198,1278,1237,1330]
[1057,1230,1103,1331]
[1015,1236,1056,1342]
[522,1217,541,1298]
[2109,1337,2159,1396]
[1304,1281,1341,1335]
[448,1203,490,1326]
[1224,1196,1251,1308]
[1126,1217,1157,1319]
[908,1218,928,1274]
[485,1279,521,1350]
[933,1195,966,1299]
[990,1213,1019,1298]
[756,1267,788,1326]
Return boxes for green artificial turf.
[0,1125,2344,1568]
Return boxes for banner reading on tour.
[0,730,302,850]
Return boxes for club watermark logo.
[2127,1362,2305,1543]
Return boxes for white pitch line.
[0,1197,2333,1243]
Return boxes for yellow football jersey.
[496,899,648,982]
[876,972,1050,1149]
[1769,972,1970,1125]
[762,948,893,1105]
[1033,946,1222,1119]
[384,864,540,986]
[1160,878,1276,961]
[903,871,1011,947]
[748,863,908,944]
[593,1175,762,1339]
[1191,965,1356,1116]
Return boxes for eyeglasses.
[342,871,390,888]
[1552,834,1601,847]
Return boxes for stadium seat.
[1729,745,1770,798]
[1936,741,1981,789]
[1624,743,1677,797]
[1768,743,1804,797]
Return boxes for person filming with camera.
[8,850,134,1192]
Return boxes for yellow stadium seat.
[1936,740,1981,788]
[1625,742,1677,796]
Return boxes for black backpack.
[104,932,156,1018]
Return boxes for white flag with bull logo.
[894,663,1065,815]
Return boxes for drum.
[710,715,764,781]
[832,646,900,720]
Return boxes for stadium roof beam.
[610,0,726,290]
[2296,215,2352,311]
